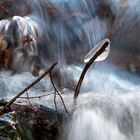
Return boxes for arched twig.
[74,40,110,99]
[49,71,69,114]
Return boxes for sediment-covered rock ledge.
[0,99,72,140]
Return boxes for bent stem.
[74,41,109,99]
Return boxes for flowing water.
[1,0,140,140]
[65,92,140,140]
[1,66,140,140]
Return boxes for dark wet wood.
[11,103,70,140]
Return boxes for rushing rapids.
[64,92,140,140]
[0,0,140,140]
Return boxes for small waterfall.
[1,0,140,140]
[65,93,140,140]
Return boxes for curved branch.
[74,41,109,99]
[49,71,69,114]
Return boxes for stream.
[1,0,140,140]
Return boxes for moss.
[0,112,21,140]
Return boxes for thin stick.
[18,92,54,99]
[0,62,57,115]
[26,91,33,108]
[49,71,69,114]
[74,41,109,99]
[53,88,58,120]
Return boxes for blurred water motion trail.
[1,0,140,140]
[1,64,140,140]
